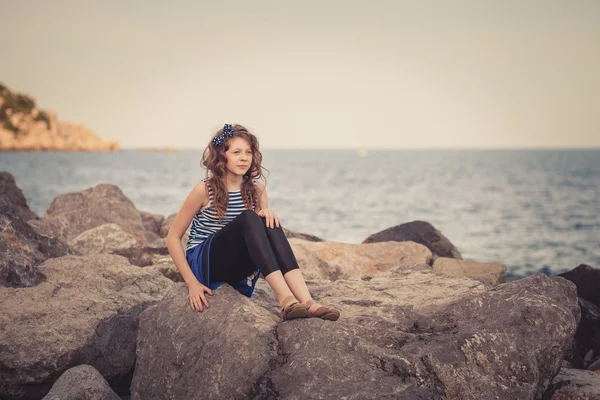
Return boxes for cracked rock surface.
[131,265,578,400]
[0,254,173,399]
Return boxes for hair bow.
[212,124,234,147]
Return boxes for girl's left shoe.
[281,296,309,321]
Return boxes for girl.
[166,123,340,321]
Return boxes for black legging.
[206,210,300,283]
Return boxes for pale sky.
[1,0,599,149]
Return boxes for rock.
[589,358,600,372]
[0,212,72,288]
[68,223,140,255]
[573,298,600,368]
[268,274,579,400]
[140,211,164,243]
[559,264,600,368]
[432,257,507,286]
[546,367,600,399]
[147,262,183,283]
[0,253,173,399]
[42,364,121,400]
[363,220,462,260]
[27,184,152,245]
[0,171,38,221]
[110,246,170,267]
[159,213,176,238]
[282,227,324,242]
[290,238,432,280]
[130,284,280,400]
[131,267,578,400]
[559,264,600,307]
[0,83,119,152]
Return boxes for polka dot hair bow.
[212,124,234,146]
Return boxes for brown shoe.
[281,296,308,321]
[306,299,340,321]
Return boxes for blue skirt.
[185,234,260,298]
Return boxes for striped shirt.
[186,179,253,251]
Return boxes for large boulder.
[559,264,600,369]
[290,238,432,280]
[363,221,462,260]
[68,223,140,255]
[0,211,72,288]
[546,367,600,399]
[27,184,153,245]
[131,267,579,400]
[140,211,164,244]
[42,365,121,400]
[0,171,38,221]
[0,253,173,399]
[110,246,170,267]
[433,257,507,286]
[283,227,323,242]
[559,264,600,307]
[130,264,484,400]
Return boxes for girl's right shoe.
[306,299,340,321]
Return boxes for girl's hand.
[188,280,213,312]
[257,208,282,229]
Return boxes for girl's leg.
[209,210,298,308]
[263,224,337,314]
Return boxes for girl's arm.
[255,181,281,229]
[166,182,208,287]
[255,180,268,210]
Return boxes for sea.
[1,149,598,281]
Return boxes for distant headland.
[0,83,119,152]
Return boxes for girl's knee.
[239,209,262,225]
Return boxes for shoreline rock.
[0,83,118,152]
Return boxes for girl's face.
[224,137,252,176]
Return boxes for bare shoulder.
[167,181,208,240]
[192,180,208,197]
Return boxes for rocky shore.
[1,171,599,399]
[0,84,118,152]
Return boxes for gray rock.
[282,227,323,242]
[546,367,600,399]
[363,220,462,260]
[559,265,600,368]
[0,253,173,399]
[131,266,578,400]
[159,213,177,238]
[0,171,38,221]
[130,284,279,400]
[433,257,507,286]
[27,183,152,245]
[42,364,121,400]
[0,212,72,287]
[110,246,170,267]
[589,358,600,372]
[68,223,140,255]
[140,211,164,243]
[559,264,600,306]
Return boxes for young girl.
[166,123,340,321]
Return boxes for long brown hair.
[201,124,265,220]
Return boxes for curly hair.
[201,124,265,220]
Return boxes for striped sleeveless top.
[186,179,254,251]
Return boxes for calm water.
[1,149,598,280]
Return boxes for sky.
[1,0,599,149]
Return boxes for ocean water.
[1,149,598,280]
